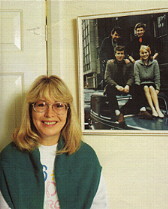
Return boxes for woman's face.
[140,49,150,61]
[32,98,68,145]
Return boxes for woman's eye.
[55,103,64,108]
[37,102,45,107]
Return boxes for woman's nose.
[44,105,55,117]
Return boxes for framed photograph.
[77,8,168,135]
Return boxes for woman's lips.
[42,121,57,126]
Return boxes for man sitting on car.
[104,45,134,124]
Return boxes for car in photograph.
[87,91,168,130]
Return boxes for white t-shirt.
[0,191,11,209]
[39,144,60,209]
[0,144,108,209]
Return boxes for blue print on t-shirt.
[42,164,48,181]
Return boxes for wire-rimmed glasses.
[32,101,69,115]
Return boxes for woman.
[0,75,107,209]
[134,45,164,118]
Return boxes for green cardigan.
[0,138,102,209]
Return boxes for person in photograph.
[104,46,134,124]
[127,22,159,63]
[134,45,164,118]
[99,26,124,63]
[98,27,125,89]
[0,75,107,209]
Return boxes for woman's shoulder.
[79,141,97,155]
[152,59,158,64]
[57,142,101,172]
[0,142,27,162]
[75,141,100,163]
[134,59,142,65]
[0,143,39,171]
[1,142,16,156]
[148,59,159,66]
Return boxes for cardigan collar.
[30,135,65,170]
[139,59,154,66]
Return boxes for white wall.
[48,1,168,208]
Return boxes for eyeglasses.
[32,101,69,114]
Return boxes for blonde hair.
[13,75,82,154]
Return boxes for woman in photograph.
[0,75,107,209]
[134,45,164,118]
